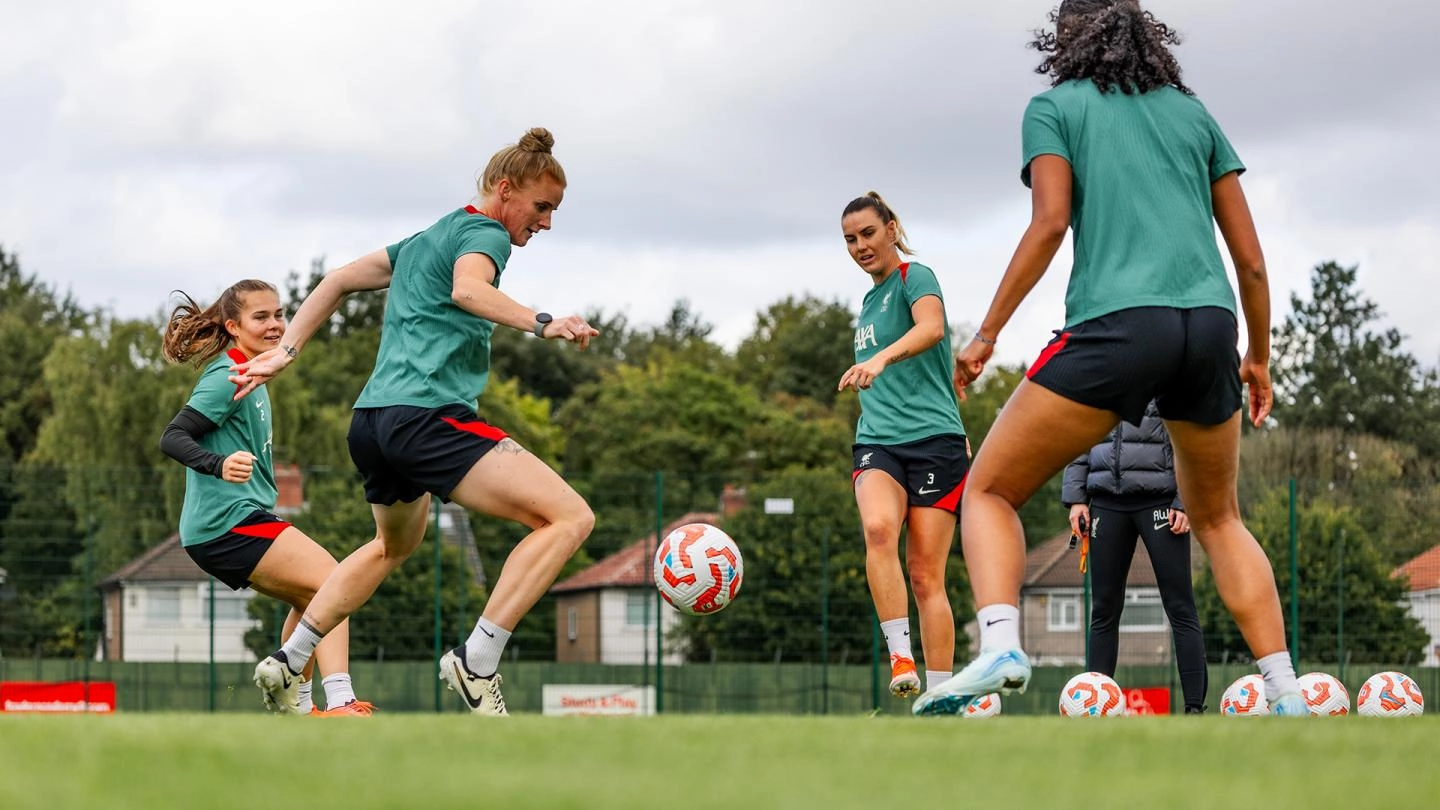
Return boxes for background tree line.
[0,248,1436,665]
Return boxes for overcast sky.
[2,0,1436,368]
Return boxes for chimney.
[720,484,747,517]
[274,464,305,515]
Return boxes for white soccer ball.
[963,693,1002,719]
[1357,671,1425,717]
[1058,672,1126,717]
[1219,674,1270,716]
[653,523,743,616]
[1298,672,1351,716]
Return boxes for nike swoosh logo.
[279,670,293,689]
[918,487,940,495]
[479,626,495,638]
[985,618,1011,627]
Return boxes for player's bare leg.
[855,470,920,696]
[439,438,594,714]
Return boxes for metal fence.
[1,464,1436,714]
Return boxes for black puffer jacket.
[1061,402,1183,511]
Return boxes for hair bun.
[518,127,555,154]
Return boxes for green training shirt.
[1021,80,1243,327]
[356,206,513,410]
[853,262,965,445]
[178,349,277,546]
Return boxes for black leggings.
[1086,505,1208,711]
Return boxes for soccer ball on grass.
[964,693,1002,718]
[1357,671,1424,717]
[1058,672,1126,717]
[1219,674,1269,716]
[1297,672,1350,716]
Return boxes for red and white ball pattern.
[963,693,1002,718]
[653,523,743,616]
[1220,674,1269,716]
[1357,671,1424,717]
[1298,672,1350,716]
[1058,672,1126,717]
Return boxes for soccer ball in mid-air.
[1298,672,1350,716]
[653,523,743,616]
[1357,671,1424,717]
[1220,674,1269,716]
[964,693,1002,718]
[1058,672,1126,717]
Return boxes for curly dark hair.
[1028,0,1192,96]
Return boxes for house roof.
[97,534,207,589]
[1023,531,1161,590]
[551,512,722,594]
[1395,543,1440,592]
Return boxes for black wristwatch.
[532,312,553,338]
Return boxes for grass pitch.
[1,713,1434,809]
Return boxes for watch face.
[537,312,553,324]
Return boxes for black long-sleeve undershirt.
[159,406,226,479]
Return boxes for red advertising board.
[0,681,116,713]
[1124,686,1171,715]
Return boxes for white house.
[1395,544,1440,667]
[1007,532,1176,667]
[97,534,259,663]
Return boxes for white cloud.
[2,0,1438,373]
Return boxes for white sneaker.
[253,651,303,714]
[439,646,509,716]
[912,648,1031,717]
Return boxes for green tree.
[556,359,852,559]
[29,316,195,575]
[614,300,733,377]
[1238,426,1440,567]
[1195,487,1427,664]
[734,295,856,406]
[0,463,84,657]
[1272,261,1440,456]
[0,247,87,464]
[3,314,193,656]
[0,248,90,655]
[488,309,636,409]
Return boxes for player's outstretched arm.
[958,154,1072,387]
[451,253,598,349]
[839,295,945,391]
[1212,171,1272,426]
[229,249,394,398]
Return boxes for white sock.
[1257,651,1299,701]
[926,671,952,692]
[879,618,913,660]
[322,673,357,708]
[278,621,324,674]
[296,680,314,714]
[464,617,512,677]
[976,604,1021,652]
